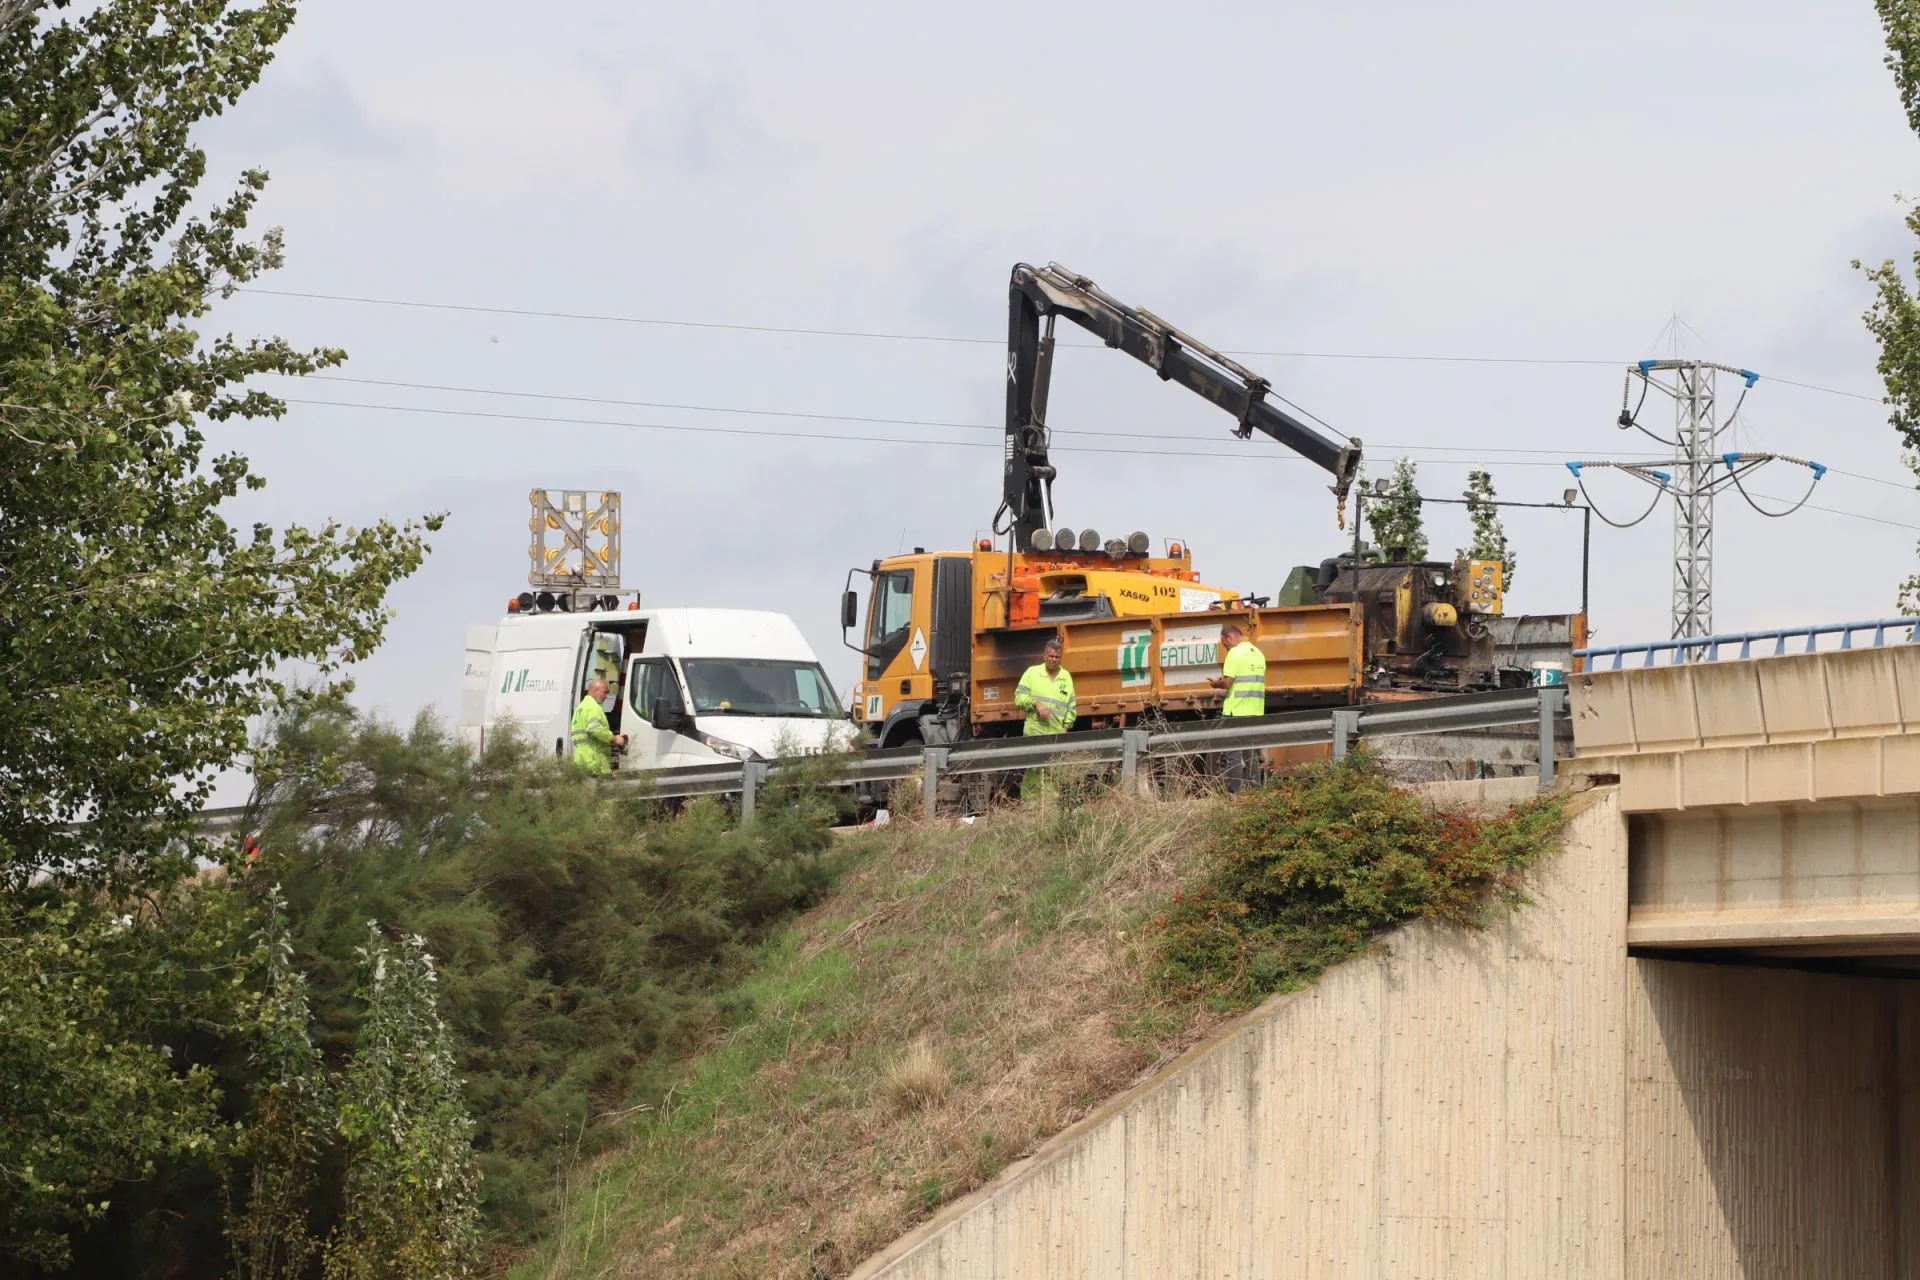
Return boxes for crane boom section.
[1003,262,1362,551]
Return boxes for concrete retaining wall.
[850,788,1920,1279]
[1626,959,1920,1276]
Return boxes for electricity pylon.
[1568,360,1826,655]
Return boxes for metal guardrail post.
[1536,687,1563,788]
[187,688,1578,836]
[921,747,949,819]
[1331,708,1361,761]
[739,761,769,826]
[1120,728,1150,790]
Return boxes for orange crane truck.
[841,263,1556,751]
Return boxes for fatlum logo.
[1118,631,1152,687]
[500,667,562,695]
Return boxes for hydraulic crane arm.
[1000,261,1363,552]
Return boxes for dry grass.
[882,1040,952,1113]
[511,791,1227,1280]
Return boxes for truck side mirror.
[650,697,682,732]
[841,589,859,632]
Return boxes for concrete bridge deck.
[1571,644,1920,964]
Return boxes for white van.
[460,605,853,770]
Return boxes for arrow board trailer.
[461,606,854,770]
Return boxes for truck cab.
[844,539,1224,749]
[463,605,851,769]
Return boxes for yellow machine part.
[1027,567,1236,617]
[969,546,1214,630]
[1466,558,1504,615]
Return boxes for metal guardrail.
[621,685,1569,820]
[1575,617,1920,669]
[187,687,1569,836]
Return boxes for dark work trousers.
[1223,748,1260,794]
[1221,701,1265,794]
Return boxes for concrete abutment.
[852,648,1920,1276]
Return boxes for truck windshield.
[680,658,839,717]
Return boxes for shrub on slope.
[1153,749,1566,1004]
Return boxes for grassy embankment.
[519,757,1566,1280]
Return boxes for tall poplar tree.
[0,0,441,884]
[1365,457,1429,561]
[1862,0,1920,610]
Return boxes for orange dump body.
[968,604,1362,729]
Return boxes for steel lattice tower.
[1569,359,1828,658]
[1670,363,1716,641]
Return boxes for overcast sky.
[189,0,1920,747]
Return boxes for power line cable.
[1729,465,1821,518]
[1574,477,1666,529]
[288,373,1664,460]
[237,287,1886,396]
[276,396,1612,467]
[1767,375,1884,403]
[282,372,1915,492]
[272,397,1920,526]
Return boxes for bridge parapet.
[1574,646,1920,954]
[1571,646,1920,812]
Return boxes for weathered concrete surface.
[1570,644,1920,759]
[1575,737,1920,814]
[1629,799,1920,949]
[1570,648,1920,953]
[1626,960,1920,1276]
[850,785,1920,1279]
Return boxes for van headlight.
[701,733,760,762]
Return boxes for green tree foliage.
[0,0,441,885]
[227,888,328,1280]
[1365,457,1428,561]
[0,886,259,1269]
[1152,752,1564,1004]
[325,927,482,1280]
[1458,466,1517,591]
[1863,0,1920,610]
[251,702,842,1238]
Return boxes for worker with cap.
[1014,635,1076,798]
[570,677,627,776]
[1208,621,1266,792]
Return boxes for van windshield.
[680,658,839,718]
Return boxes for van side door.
[625,656,687,770]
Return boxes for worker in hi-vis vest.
[570,677,627,775]
[1207,622,1267,792]
[1014,636,1076,798]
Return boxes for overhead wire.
[1574,476,1666,529]
[231,286,1886,399]
[1617,369,1677,447]
[277,396,1620,467]
[255,393,1920,532]
[287,373,1668,461]
[274,372,1918,490]
[1728,463,1821,518]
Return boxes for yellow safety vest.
[570,695,615,774]
[1015,664,1077,736]
[1221,640,1267,717]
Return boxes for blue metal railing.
[1575,618,1920,669]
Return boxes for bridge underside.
[1628,799,1920,973]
